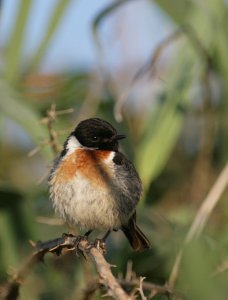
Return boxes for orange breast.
[53,149,113,186]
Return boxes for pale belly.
[49,174,124,230]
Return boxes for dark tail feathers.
[122,215,151,251]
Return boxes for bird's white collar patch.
[66,136,82,155]
[65,135,100,156]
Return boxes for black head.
[73,118,125,151]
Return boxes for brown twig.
[118,278,173,299]
[137,277,147,300]
[28,104,74,158]
[85,242,132,300]
[41,103,71,155]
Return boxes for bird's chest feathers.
[53,149,114,186]
[50,149,122,229]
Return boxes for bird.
[48,118,151,251]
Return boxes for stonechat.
[48,118,151,251]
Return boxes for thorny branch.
[0,235,173,300]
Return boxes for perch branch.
[0,234,174,300]
[0,235,132,300]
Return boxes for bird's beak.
[114,134,126,141]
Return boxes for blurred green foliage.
[0,0,227,299]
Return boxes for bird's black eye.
[92,136,98,141]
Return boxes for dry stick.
[79,240,132,300]
[169,163,228,288]
[137,277,147,300]
[45,105,74,155]
[44,103,62,155]
[82,276,173,300]
[119,279,172,299]
[118,261,173,299]
[29,104,74,158]
[0,235,131,300]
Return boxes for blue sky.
[0,0,173,73]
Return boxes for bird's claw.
[73,235,88,258]
[86,238,106,253]
[59,233,88,258]
[58,234,106,256]
[62,232,75,238]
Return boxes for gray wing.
[112,151,142,217]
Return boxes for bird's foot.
[62,232,76,238]
[86,238,106,253]
[60,233,106,256]
[73,235,88,258]
[60,233,89,258]
[94,238,106,252]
